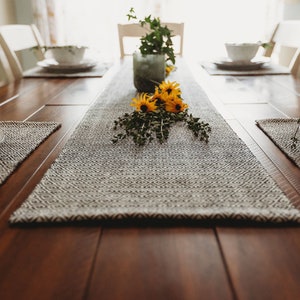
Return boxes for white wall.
[14,0,33,24]
[0,0,16,25]
[0,0,16,84]
[283,0,300,19]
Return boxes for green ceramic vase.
[133,52,165,93]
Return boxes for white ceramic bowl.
[50,46,86,64]
[225,42,260,62]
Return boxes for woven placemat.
[256,118,300,167]
[0,121,61,185]
[9,59,300,224]
[23,62,112,78]
[201,61,291,76]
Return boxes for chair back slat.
[118,22,184,58]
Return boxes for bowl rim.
[41,45,88,52]
[225,42,260,47]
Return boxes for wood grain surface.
[0,59,300,299]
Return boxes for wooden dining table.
[1,57,300,300]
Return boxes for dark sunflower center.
[156,98,163,106]
[175,104,181,111]
[141,104,148,112]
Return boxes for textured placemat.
[201,61,291,76]
[23,62,112,78]
[256,118,300,167]
[9,59,300,224]
[0,121,61,185]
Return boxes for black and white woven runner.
[9,60,300,224]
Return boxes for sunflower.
[151,88,168,106]
[163,89,181,102]
[165,96,188,113]
[131,93,157,112]
[165,64,175,76]
[159,80,181,96]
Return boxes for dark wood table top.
[1,59,300,300]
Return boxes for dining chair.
[117,22,184,58]
[0,24,45,81]
[0,45,15,86]
[263,20,300,77]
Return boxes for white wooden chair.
[263,20,300,77]
[0,45,15,86]
[0,24,45,81]
[118,22,184,59]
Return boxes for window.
[31,0,282,60]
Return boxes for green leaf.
[128,8,176,64]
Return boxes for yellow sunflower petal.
[159,80,181,96]
[165,97,188,113]
[131,93,157,112]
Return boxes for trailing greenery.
[112,110,211,146]
[291,118,300,149]
[127,7,176,64]
[112,80,211,146]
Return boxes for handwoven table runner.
[256,118,300,167]
[23,62,112,78]
[9,59,300,224]
[0,121,61,185]
[201,61,291,76]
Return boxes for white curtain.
[31,0,58,45]
[31,0,283,61]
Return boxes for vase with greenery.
[127,8,176,93]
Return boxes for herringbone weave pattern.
[257,118,300,167]
[0,121,60,185]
